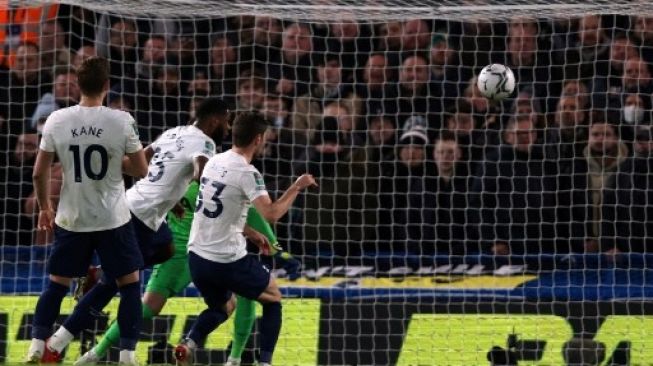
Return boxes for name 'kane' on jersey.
[126,125,216,231]
[188,150,268,263]
[39,105,143,232]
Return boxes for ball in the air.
[477,64,516,101]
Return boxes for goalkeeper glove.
[273,250,302,281]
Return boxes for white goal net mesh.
[1,1,653,365]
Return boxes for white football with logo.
[477,63,516,101]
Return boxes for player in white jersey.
[27,57,149,365]
[40,97,232,363]
[174,111,317,366]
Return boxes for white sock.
[226,356,241,364]
[28,338,45,356]
[48,327,74,353]
[119,349,136,363]
[184,338,198,349]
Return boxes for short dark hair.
[76,57,109,97]
[195,97,229,123]
[232,111,270,147]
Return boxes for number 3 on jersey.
[69,144,108,182]
[196,177,226,218]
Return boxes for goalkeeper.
[75,181,300,365]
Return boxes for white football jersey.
[126,125,215,231]
[39,105,142,232]
[188,150,269,263]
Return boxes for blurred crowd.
[1,4,653,259]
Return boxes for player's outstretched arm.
[252,173,317,223]
[32,149,56,233]
[122,149,148,178]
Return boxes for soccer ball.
[477,64,516,101]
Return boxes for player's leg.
[96,222,145,365]
[226,208,278,365]
[27,227,94,362]
[228,254,281,366]
[226,296,257,365]
[256,278,283,366]
[175,252,235,365]
[83,255,191,363]
[48,274,119,357]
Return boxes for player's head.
[76,56,110,98]
[194,97,231,142]
[231,111,270,154]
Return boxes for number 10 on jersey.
[68,144,109,182]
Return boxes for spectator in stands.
[292,54,358,144]
[30,67,80,129]
[502,24,551,110]
[322,100,359,147]
[423,131,473,255]
[105,19,139,86]
[365,114,397,163]
[619,93,652,142]
[429,33,453,80]
[564,117,628,253]
[470,113,558,255]
[0,42,51,153]
[135,35,167,80]
[72,45,96,69]
[135,65,189,142]
[269,22,314,97]
[463,76,501,130]
[608,36,638,81]
[208,35,238,107]
[545,95,588,174]
[326,20,371,74]
[39,20,72,73]
[2,133,39,245]
[632,16,653,63]
[386,54,441,129]
[374,20,403,53]
[444,99,495,169]
[401,19,431,52]
[356,53,395,117]
[169,24,197,81]
[557,15,610,80]
[429,33,463,106]
[561,79,590,107]
[602,126,653,253]
[378,125,430,253]
[448,19,499,72]
[235,69,265,112]
[622,57,653,94]
[596,56,653,109]
[257,95,294,197]
[250,16,282,65]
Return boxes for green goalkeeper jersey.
[166,181,199,258]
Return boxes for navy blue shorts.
[188,251,271,308]
[131,213,173,266]
[48,221,143,279]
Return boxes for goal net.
[2,0,653,364]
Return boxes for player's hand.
[37,208,55,233]
[293,174,318,191]
[247,230,271,255]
